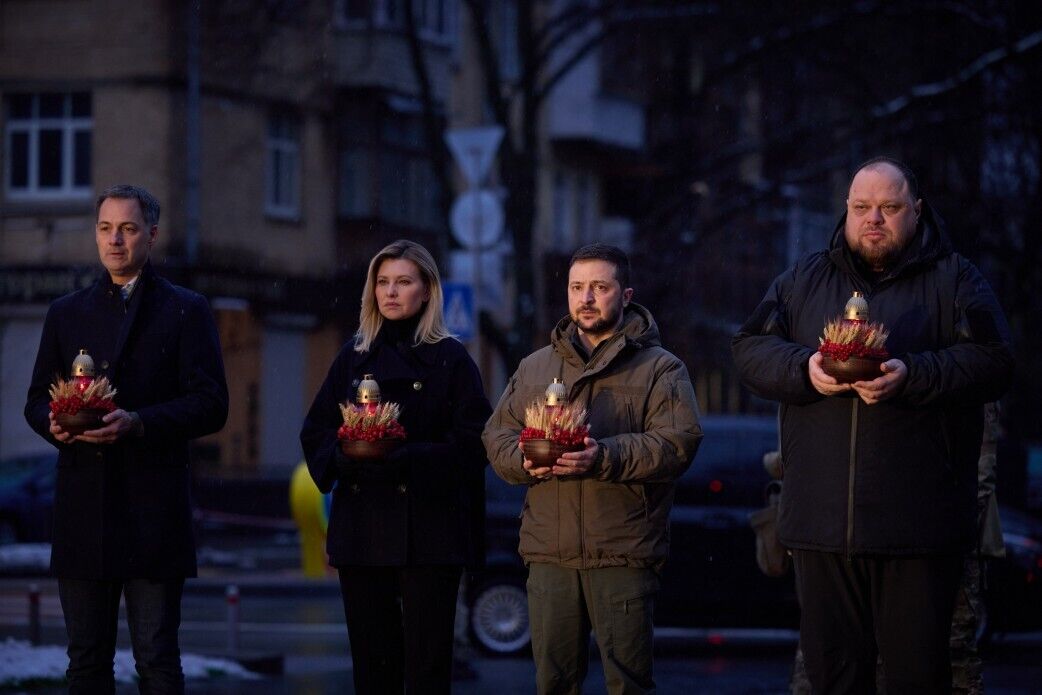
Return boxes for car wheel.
[469,578,530,656]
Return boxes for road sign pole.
[472,155,484,369]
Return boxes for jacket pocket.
[589,386,645,435]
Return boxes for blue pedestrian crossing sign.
[443,281,476,341]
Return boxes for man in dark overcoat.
[24,184,228,694]
[732,158,1012,694]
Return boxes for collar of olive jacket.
[548,302,661,375]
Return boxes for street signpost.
[445,126,505,372]
[442,281,476,342]
[445,127,505,188]
[449,190,504,250]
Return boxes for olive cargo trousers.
[527,563,659,695]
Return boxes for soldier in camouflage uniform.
[777,402,1002,694]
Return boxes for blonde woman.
[301,240,491,694]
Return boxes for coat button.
[96,452,103,460]
[397,484,408,494]
[350,484,360,494]
[101,360,109,370]
[413,381,422,391]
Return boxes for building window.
[4,92,92,200]
[379,151,440,228]
[494,0,519,81]
[339,100,442,230]
[335,0,455,42]
[552,170,574,250]
[339,148,373,217]
[266,111,301,219]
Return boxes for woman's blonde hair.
[354,239,455,353]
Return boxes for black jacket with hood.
[731,203,1013,556]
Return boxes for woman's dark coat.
[24,263,229,579]
[731,204,1013,556]
[300,330,491,567]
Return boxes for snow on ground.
[0,638,259,688]
[0,544,51,574]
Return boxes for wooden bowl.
[523,438,584,468]
[821,355,885,384]
[55,408,109,436]
[340,438,403,461]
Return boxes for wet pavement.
[3,528,1042,693]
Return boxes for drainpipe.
[185,0,201,267]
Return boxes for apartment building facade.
[1,0,652,475]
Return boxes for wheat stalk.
[819,319,889,349]
[523,401,589,433]
[339,401,402,428]
[48,376,118,403]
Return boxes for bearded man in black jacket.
[732,158,1012,695]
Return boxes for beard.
[848,224,907,271]
[852,237,902,270]
[571,302,624,337]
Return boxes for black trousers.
[57,577,185,695]
[792,550,962,695]
[337,564,463,695]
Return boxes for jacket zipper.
[577,378,595,568]
[575,373,600,566]
[846,398,859,560]
[578,477,585,568]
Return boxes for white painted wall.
[259,326,307,476]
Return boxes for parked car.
[0,452,56,544]
[468,415,1042,655]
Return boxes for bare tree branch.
[532,27,609,105]
[402,0,454,258]
[528,2,719,102]
[461,0,511,134]
[872,29,1042,118]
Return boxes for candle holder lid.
[545,378,568,407]
[71,349,95,378]
[844,291,870,322]
[356,374,381,404]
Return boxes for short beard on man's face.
[853,239,900,270]
[572,303,623,337]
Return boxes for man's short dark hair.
[569,243,631,288]
[852,156,920,201]
[96,185,161,227]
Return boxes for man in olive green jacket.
[483,244,702,695]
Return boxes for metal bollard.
[226,584,240,653]
[28,583,41,646]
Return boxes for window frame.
[333,0,457,46]
[4,92,92,202]
[265,110,303,221]
[338,98,442,231]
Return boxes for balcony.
[331,28,453,102]
[546,50,644,152]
